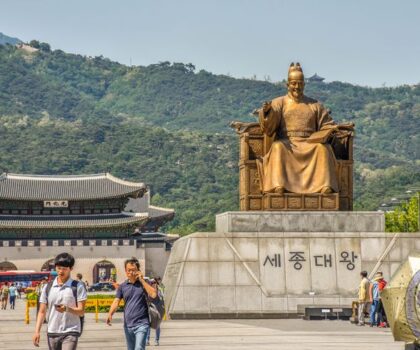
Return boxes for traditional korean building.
[307,73,325,83]
[0,173,176,282]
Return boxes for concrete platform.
[163,211,420,318]
[216,211,385,233]
[0,300,404,349]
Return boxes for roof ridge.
[1,173,145,187]
[0,173,146,200]
[3,173,107,181]
[0,212,149,219]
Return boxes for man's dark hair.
[124,257,140,270]
[54,253,75,268]
[76,273,83,280]
[360,270,368,278]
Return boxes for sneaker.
[154,341,159,346]
[378,322,386,328]
[146,341,150,346]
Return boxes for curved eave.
[0,213,149,229]
[150,212,175,222]
[146,206,175,225]
[148,205,175,218]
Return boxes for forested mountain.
[0,33,21,46]
[0,41,419,234]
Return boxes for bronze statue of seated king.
[231,63,354,211]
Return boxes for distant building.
[0,173,176,282]
[307,73,325,83]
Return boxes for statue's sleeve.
[258,99,282,137]
[317,104,336,131]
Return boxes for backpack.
[45,280,85,335]
[145,287,165,330]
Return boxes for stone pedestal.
[163,211,420,319]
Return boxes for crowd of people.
[357,270,388,327]
[31,252,164,350]
[3,252,390,349]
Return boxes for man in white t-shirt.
[33,253,87,350]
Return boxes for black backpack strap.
[70,280,85,335]
[71,280,79,306]
[44,281,53,305]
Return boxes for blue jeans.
[146,326,161,343]
[124,323,150,350]
[9,295,16,309]
[370,300,380,326]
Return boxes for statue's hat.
[288,62,304,80]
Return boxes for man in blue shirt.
[369,273,382,327]
[107,258,157,350]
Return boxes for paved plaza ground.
[0,298,405,350]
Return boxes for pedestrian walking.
[376,272,388,327]
[357,271,370,326]
[106,257,157,350]
[76,273,87,290]
[146,278,164,346]
[16,282,22,299]
[1,282,10,310]
[32,253,87,350]
[9,283,17,310]
[369,274,380,326]
[36,277,49,318]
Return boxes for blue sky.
[1,0,419,86]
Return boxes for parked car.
[88,282,115,292]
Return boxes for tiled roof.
[148,205,175,219]
[0,173,146,201]
[0,212,148,229]
[125,195,174,220]
[308,73,325,81]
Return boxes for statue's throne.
[231,122,354,211]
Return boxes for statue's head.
[287,62,305,101]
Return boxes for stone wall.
[145,244,171,278]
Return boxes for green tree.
[29,40,40,48]
[39,42,51,52]
[385,196,419,232]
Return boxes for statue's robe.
[257,94,339,194]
